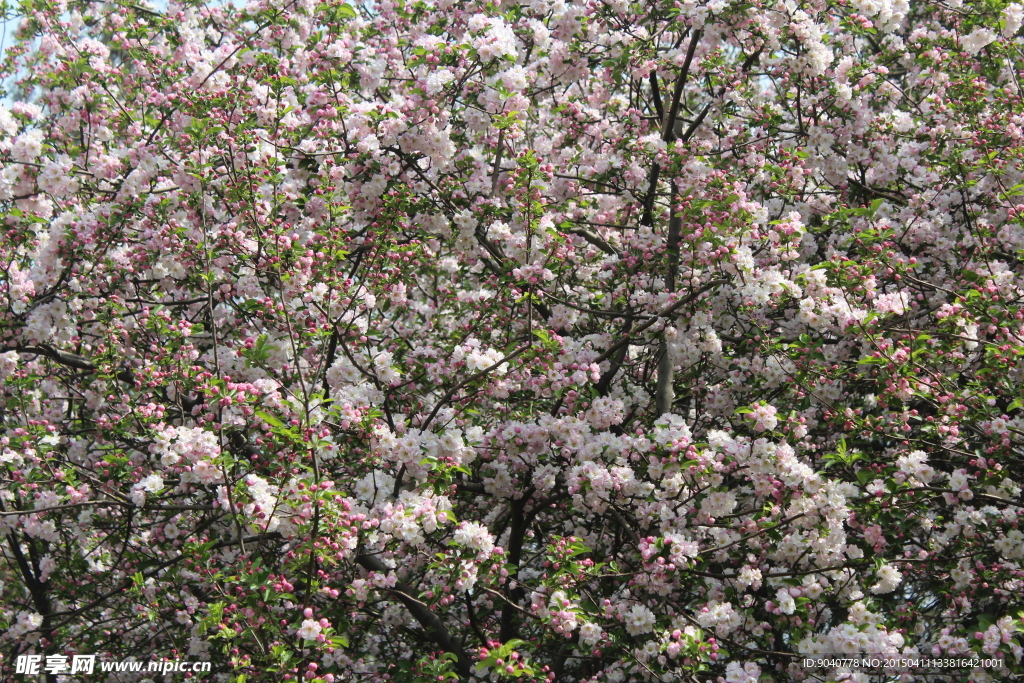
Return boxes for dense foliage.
[1,0,1024,681]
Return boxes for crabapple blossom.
[579,622,603,647]
[0,0,1023,681]
[297,620,323,642]
[624,604,657,636]
[776,588,797,615]
[748,403,778,432]
[869,563,904,595]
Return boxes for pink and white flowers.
[1,0,1022,681]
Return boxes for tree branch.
[422,344,531,430]
[568,228,619,256]
[5,344,134,383]
[356,552,472,678]
[490,129,505,197]
[649,73,663,120]
[596,319,631,396]
[663,30,702,144]
[499,495,530,643]
[593,278,728,365]
[655,342,674,416]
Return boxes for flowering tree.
[1,0,1024,681]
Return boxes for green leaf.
[256,410,285,428]
[567,542,591,559]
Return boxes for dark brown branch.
[677,47,763,147]
[679,102,712,143]
[490,129,505,197]
[656,178,684,415]
[422,344,531,430]
[1,500,55,670]
[5,344,134,383]
[47,532,283,622]
[639,164,661,228]
[499,495,530,643]
[0,501,218,516]
[593,278,729,365]
[639,30,701,228]
[609,506,641,547]
[356,552,472,678]
[596,319,631,396]
[846,175,909,206]
[9,345,95,371]
[465,593,488,648]
[568,228,619,256]
[456,480,487,494]
[121,297,208,306]
[649,73,664,120]
[655,342,674,416]
[663,29,702,144]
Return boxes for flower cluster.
[1,0,1023,681]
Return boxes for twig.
[356,552,472,677]
[421,344,531,430]
[0,501,217,516]
[593,278,728,365]
[490,129,505,197]
[567,228,619,255]
[5,344,134,383]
